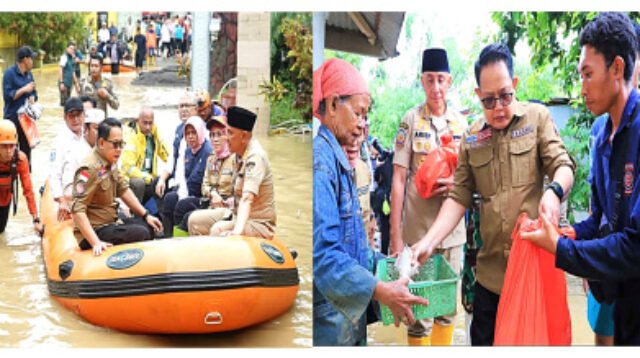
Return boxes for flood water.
[0,63,312,347]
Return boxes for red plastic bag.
[19,113,40,148]
[494,213,572,346]
[414,133,459,199]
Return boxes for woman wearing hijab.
[160,116,211,237]
[313,58,428,346]
[176,115,237,235]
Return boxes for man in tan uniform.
[187,115,237,234]
[412,43,575,346]
[207,106,276,239]
[71,118,163,256]
[390,48,467,346]
[80,54,119,116]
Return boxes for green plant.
[0,13,87,63]
[262,13,312,125]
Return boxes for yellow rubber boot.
[431,323,454,346]
[407,335,431,346]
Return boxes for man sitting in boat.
[48,97,92,222]
[202,106,276,239]
[71,117,163,256]
[80,54,119,117]
[185,114,236,235]
[120,106,168,206]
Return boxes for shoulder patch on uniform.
[78,170,90,182]
[395,128,407,147]
[245,161,256,176]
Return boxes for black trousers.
[111,62,120,75]
[79,217,154,250]
[471,282,500,346]
[161,189,180,237]
[613,295,640,345]
[173,196,200,231]
[0,205,9,234]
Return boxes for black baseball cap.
[17,46,37,61]
[64,97,84,114]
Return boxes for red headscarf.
[312,58,370,119]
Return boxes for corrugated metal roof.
[325,12,405,60]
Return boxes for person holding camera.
[180,115,236,235]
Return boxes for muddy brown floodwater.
[0,64,312,348]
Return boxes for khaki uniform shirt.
[201,152,236,204]
[355,158,372,238]
[233,139,277,231]
[449,101,575,294]
[71,148,129,243]
[80,77,119,116]
[393,103,467,247]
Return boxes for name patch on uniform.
[414,131,431,139]
[511,125,534,139]
[624,163,634,196]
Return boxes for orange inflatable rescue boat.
[40,184,299,334]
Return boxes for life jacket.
[0,148,19,214]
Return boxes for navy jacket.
[558,89,640,299]
[183,140,212,197]
[3,64,38,120]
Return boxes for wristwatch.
[545,181,564,200]
[142,210,150,221]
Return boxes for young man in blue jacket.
[523,12,640,345]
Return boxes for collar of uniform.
[318,124,352,171]
[63,122,84,142]
[421,102,454,123]
[93,147,114,169]
[241,138,257,163]
[598,88,640,150]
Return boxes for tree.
[260,13,312,126]
[491,11,640,221]
[0,13,87,63]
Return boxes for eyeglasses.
[480,92,514,110]
[338,100,367,125]
[105,139,124,149]
[179,103,196,109]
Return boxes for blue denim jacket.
[559,89,640,297]
[313,125,380,346]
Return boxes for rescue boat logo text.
[106,249,145,270]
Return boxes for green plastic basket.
[375,254,459,325]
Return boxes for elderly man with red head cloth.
[312,58,429,346]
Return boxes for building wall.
[236,12,271,136]
[210,13,237,98]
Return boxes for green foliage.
[0,12,87,63]
[263,13,312,125]
[491,11,639,221]
[368,85,423,149]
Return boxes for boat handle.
[204,312,223,325]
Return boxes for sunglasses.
[105,139,124,149]
[480,92,514,110]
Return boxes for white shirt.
[98,28,110,43]
[49,125,92,199]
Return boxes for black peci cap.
[227,106,257,132]
[422,48,449,73]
